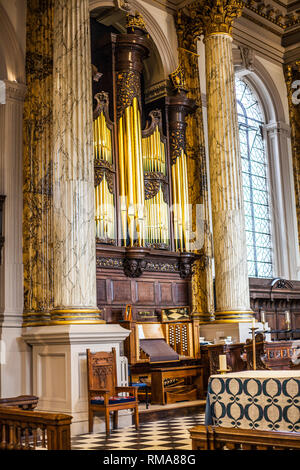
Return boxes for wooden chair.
[87,348,139,435]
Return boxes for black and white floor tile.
[71,413,205,451]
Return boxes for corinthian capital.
[188,0,244,37]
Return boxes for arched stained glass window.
[235,78,273,278]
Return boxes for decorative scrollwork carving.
[94,91,109,116]
[116,71,141,119]
[169,125,186,164]
[144,171,169,203]
[270,278,294,290]
[94,160,115,193]
[94,365,113,388]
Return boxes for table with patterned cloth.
[205,370,300,432]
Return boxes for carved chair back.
[87,348,117,397]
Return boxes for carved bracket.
[123,247,150,278]
[178,252,196,279]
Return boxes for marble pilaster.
[284,63,300,253]
[0,81,32,398]
[52,0,102,322]
[23,0,54,326]
[176,11,215,322]
[0,80,26,326]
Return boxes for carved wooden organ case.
[91,16,200,365]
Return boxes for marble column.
[51,0,102,323]
[193,0,253,322]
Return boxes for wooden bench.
[151,365,204,405]
[0,406,72,450]
[189,425,300,450]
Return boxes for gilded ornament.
[169,65,187,92]
[116,71,142,121]
[169,126,187,165]
[182,0,244,38]
[126,11,148,34]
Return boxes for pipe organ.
[92,14,202,396]
[92,14,195,255]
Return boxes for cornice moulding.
[22,324,131,345]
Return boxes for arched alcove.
[89,0,178,89]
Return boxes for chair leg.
[88,408,93,433]
[134,405,139,430]
[105,409,110,436]
[113,411,118,429]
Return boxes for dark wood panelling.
[96,279,107,302]
[136,281,155,304]
[160,282,173,304]
[174,282,189,304]
[250,277,300,339]
[112,280,132,302]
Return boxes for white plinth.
[200,322,271,344]
[22,324,132,436]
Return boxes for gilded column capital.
[187,0,244,38]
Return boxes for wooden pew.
[0,406,72,450]
[189,425,300,450]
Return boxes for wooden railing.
[0,406,72,450]
[189,425,300,450]
[0,395,39,410]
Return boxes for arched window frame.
[235,76,274,278]
[234,61,299,280]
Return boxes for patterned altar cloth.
[205,370,300,432]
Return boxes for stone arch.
[244,59,286,125]
[89,0,178,86]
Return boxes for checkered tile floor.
[71,413,205,450]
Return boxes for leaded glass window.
[235,78,273,278]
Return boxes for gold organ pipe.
[118,98,145,246]
[142,127,170,247]
[118,116,127,244]
[171,150,190,251]
[93,112,115,241]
